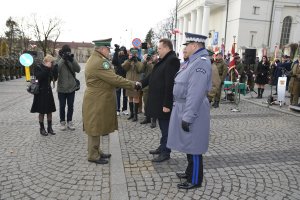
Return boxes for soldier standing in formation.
[207,50,221,105]
[82,38,141,165]
[212,51,228,108]
[288,54,300,105]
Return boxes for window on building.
[253,6,260,15]
[250,31,257,47]
[280,16,292,47]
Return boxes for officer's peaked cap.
[92,38,112,47]
[183,32,207,45]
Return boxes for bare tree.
[17,17,32,51]
[152,10,175,44]
[29,14,62,55]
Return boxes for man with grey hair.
[167,32,212,189]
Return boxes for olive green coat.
[82,51,135,136]
[208,62,221,101]
[288,61,300,105]
[215,59,228,82]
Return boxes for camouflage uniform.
[4,57,10,81]
[0,57,5,82]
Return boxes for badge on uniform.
[102,62,110,70]
[196,68,206,74]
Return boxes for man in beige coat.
[82,38,140,164]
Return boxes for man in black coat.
[140,38,180,162]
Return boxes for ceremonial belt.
[174,98,186,103]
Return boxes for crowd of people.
[29,32,300,190]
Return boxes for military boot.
[127,102,134,120]
[213,101,219,108]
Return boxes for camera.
[60,51,74,62]
[114,44,120,52]
[130,55,138,62]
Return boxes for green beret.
[92,38,112,47]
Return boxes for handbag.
[27,79,40,95]
[64,60,80,91]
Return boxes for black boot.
[260,89,264,98]
[39,121,48,136]
[47,120,56,135]
[150,118,156,128]
[140,116,151,124]
[127,102,134,120]
[257,88,261,98]
[132,103,139,122]
[213,101,219,108]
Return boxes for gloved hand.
[181,120,190,132]
[134,82,142,90]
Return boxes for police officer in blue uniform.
[167,32,212,189]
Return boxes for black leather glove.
[68,56,74,62]
[181,120,190,132]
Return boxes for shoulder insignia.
[102,61,110,70]
[200,57,207,60]
[196,68,206,74]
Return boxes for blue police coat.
[167,48,212,155]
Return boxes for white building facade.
[176,0,300,58]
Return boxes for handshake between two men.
[134,81,142,91]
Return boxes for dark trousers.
[58,91,75,122]
[186,154,203,185]
[116,88,127,111]
[158,119,171,154]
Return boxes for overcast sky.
[0,0,176,48]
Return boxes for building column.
[201,6,210,37]
[196,7,203,34]
[177,17,184,52]
[270,6,283,52]
[182,14,189,43]
[190,10,197,33]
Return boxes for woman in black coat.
[255,56,270,98]
[31,55,57,136]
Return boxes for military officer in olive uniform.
[212,51,228,108]
[4,57,10,81]
[207,50,221,104]
[82,38,140,164]
[288,55,300,105]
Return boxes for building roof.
[56,41,94,49]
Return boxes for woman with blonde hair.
[31,54,57,136]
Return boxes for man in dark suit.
[140,38,180,162]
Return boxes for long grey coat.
[167,48,212,155]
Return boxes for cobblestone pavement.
[0,65,299,200]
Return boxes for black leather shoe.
[88,158,108,164]
[176,172,188,179]
[149,148,161,155]
[152,154,170,162]
[140,118,151,124]
[177,181,201,189]
[100,153,111,159]
[40,128,48,136]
